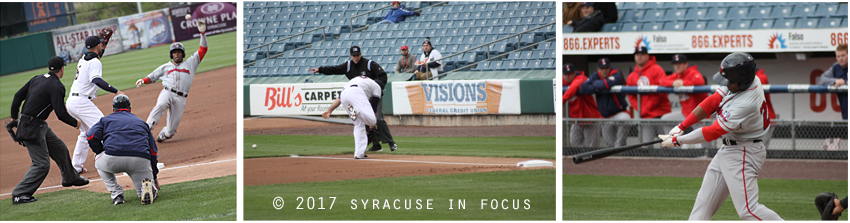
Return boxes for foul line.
[0,159,236,197]
[292,156,516,166]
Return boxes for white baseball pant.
[67,96,104,172]
[688,141,783,220]
[147,90,187,140]
[341,87,376,158]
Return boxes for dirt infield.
[244,117,556,185]
[0,66,237,199]
[563,156,847,181]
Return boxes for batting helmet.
[713,52,756,88]
[113,95,131,110]
[169,42,185,59]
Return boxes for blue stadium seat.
[791,4,818,18]
[685,8,708,21]
[488,61,503,71]
[473,61,489,71]
[706,21,729,30]
[795,18,820,28]
[706,7,730,20]
[641,9,666,22]
[622,9,646,23]
[532,49,546,59]
[684,2,704,8]
[728,20,752,30]
[751,19,775,29]
[256,59,267,67]
[769,6,793,19]
[818,17,842,28]
[773,19,796,29]
[618,10,627,22]
[663,21,686,31]
[515,60,528,70]
[622,23,642,32]
[602,23,622,32]
[815,3,839,17]
[663,9,687,21]
[508,52,521,60]
[645,2,665,9]
[842,18,848,28]
[623,2,648,10]
[663,2,686,9]
[728,7,750,19]
[642,22,663,31]
[838,4,848,17]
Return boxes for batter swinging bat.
[572,139,663,164]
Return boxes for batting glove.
[197,20,206,33]
[135,79,145,88]
[668,125,684,137]
[659,134,680,148]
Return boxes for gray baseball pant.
[95,153,153,199]
[570,123,600,148]
[601,112,631,147]
[13,124,80,197]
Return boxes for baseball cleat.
[78,168,87,174]
[355,154,368,159]
[12,195,37,205]
[113,194,124,205]
[62,176,89,187]
[141,178,154,205]
[348,105,357,121]
[368,143,382,152]
[390,143,398,152]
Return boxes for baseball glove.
[98,28,114,48]
[815,192,842,220]
[5,120,24,147]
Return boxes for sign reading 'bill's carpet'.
[391,80,521,115]
[250,83,349,116]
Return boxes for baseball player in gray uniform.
[321,76,383,159]
[135,21,207,142]
[659,53,782,220]
[69,35,124,174]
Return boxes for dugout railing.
[429,21,557,80]
[563,85,849,160]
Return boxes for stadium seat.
[685,8,708,21]
[622,23,642,32]
[728,7,750,19]
[728,20,752,30]
[515,60,528,70]
[795,18,819,28]
[622,10,646,23]
[814,3,838,17]
[473,61,489,71]
[838,4,848,17]
[769,6,793,19]
[602,23,622,32]
[642,22,663,31]
[663,2,686,9]
[774,19,796,29]
[790,4,818,18]
[842,18,847,28]
[706,21,729,30]
[706,7,730,20]
[255,59,267,68]
[663,21,686,31]
[641,9,665,22]
[818,17,842,28]
[663,9,687,21]
[752,19,775,29]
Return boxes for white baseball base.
[516,160,553,167]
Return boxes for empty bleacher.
[585,2,846,32]
[243,1,557,80]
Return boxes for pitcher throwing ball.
[321,76,383,159]
[658,52,782,220]
[135,20,207,142]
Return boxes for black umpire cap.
[671,54,687,63]
[563,63,576,74]
[350,45,362,56]
[598,58,612,68]
[48,56,65,71]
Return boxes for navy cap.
[671,54,687,63]
[48,56,65,71]
[85,36,101,49]
[350,45,361,56]
[580,2,594,7]
[597,58,611,68]
[634,45,648,54]
[563,63,576,74]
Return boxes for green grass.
[0,31,236,119]
[0,175,236,221]
[244,169,555,220]
[563,174,848,220]
[243,135,556,159]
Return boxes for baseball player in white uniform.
[135,21,207,142]
[659,53,782,220]
[69,35,125,174]
[322,76,383,159]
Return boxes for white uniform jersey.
[146,51,201,93]
[344,76,382,99]
[714,76,769,141]
[419,49,443,77]
[71,57,103,98]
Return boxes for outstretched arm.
[323,98,342,119]
[197,32,208,61]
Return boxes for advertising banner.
[117,9,173,50]
[249,83,350,116]
[51,18,124,64]
[391,80,522,115]
[563,28,848,55]
[169,2,237,42]
[23,2,68,32]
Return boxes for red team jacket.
[660,64,709,117]
[563,71,602,118]
[626,56,671,118]
[756,69,776,121]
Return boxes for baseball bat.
[572,139,663,164]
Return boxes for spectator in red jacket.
[660,54,709,149]
[626,46,671,148]
[563,63,602,147]
[755,67,777,148]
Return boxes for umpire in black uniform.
[8,56,89,205]
[308,46,398,152]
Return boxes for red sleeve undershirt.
[679,92,723,129]
[198,46,208,61]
